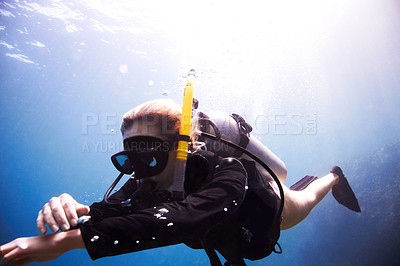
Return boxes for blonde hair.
[121,99,182,143]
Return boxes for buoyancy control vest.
[183,149,282,265]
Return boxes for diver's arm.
[0,229,85,264]
[79,158,247,260]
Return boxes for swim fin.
[331,166,361,212]
[290,175,319,191]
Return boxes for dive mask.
[111,136,172,178]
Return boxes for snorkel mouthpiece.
[172,69,196,199]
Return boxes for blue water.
[1,0,400,265]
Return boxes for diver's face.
[124,118,177,190]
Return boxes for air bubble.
[245,185,249,190]
[224,208,228,212]
[159,208,169,214]
[119,64,128,74]
[136,240,140,244]
[167,222,174,227]
[91,235,99,242]
[155,208,170,220]
[114,240,119,245]
[152,236,156,240]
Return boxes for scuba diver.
[0,74,360,265]
[0,98,361,265]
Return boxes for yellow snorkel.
[172,69,196,199]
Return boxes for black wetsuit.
[79,155,281,265]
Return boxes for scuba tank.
[196,110,287,186]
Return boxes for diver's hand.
[0,230,84,265]
[37,193,90,235]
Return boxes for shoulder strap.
[230,113,252,157]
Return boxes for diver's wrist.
[57,229,85,252]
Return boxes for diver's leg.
[280,173,339,230]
